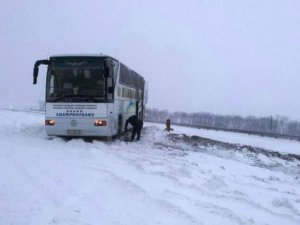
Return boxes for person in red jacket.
[125,115,143,141]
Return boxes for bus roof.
[50,54,115,59]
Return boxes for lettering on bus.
[56,112,95,117]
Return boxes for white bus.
[33,55,147,138]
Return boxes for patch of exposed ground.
[156,133,300,162]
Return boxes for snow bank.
[0,109,299,225]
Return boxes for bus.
[33,55,147,138]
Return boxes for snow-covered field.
[0,109,299,225]
[159,123,300,155]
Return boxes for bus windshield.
[46,57,107,102]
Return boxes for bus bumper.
[45,117,116,137]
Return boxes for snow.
[0,109,299,225]
[154,123,300,155]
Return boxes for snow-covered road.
[0,109,299,225]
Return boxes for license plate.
[67,129,81,135]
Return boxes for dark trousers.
[131,121,143,141]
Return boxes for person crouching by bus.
[125,115,143,141]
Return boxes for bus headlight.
[45,119,55,126]
[94,120,107,126]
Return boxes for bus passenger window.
[107,77,113,99]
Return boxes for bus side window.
[107,77,113,100]
[49,75,54,95]
[112,60,118,83]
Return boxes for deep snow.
[0,109,299,225]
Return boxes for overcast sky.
[0,0,299,119]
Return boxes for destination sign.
[56,110,95,117]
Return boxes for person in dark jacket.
[125,115,143,141]
[165,119,173,131]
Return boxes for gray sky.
[1,0,299,119]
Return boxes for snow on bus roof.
[50,54,110,58]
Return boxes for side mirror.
[33,66,39,84]
[33,59,49,85]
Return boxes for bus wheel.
[117,115,123,137]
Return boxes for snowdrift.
[0,109,299,225]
